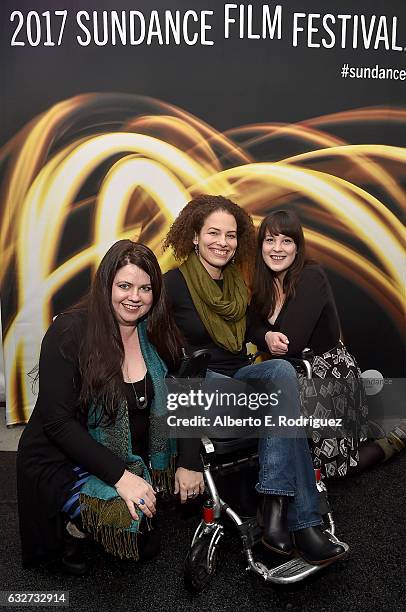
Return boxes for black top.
[164,268,250,376]
[124,374,153,459]
[247,264,341,357]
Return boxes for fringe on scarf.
[79,458,175,560]
[80,494,140,560]
[80,494,133,529]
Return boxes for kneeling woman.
[17,241,203,573]
[163,195,346,565]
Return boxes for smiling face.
[262,230,297,279]
[193,210,238,278]
[111,263,153,327]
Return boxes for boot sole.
[297,548,349,566]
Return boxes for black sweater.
[247,264,341,356]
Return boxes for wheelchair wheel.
[184,533,219,592]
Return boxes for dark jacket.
[17,312,126,566]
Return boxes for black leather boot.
[257,495,293,556]
[61,528,88,576]
[293,526,348,565]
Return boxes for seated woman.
[17,240,204,574]
[163,194,347,565]
[248,209,370,478]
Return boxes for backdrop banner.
[0,0,405,424]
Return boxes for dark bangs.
[260,210,304,248]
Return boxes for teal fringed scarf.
[79,319,175,560]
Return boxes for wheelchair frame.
[183,353,349,591]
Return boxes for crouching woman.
[17,240,203,573]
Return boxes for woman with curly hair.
[163,195,347,566]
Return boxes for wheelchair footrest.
[266,556,325,583]
[249,540,349,584]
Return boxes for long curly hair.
[163,194,255,279]
[73,240,183,422]
[251,210,307,319]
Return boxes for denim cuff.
[255,483,295,496]
[289,519,323,531]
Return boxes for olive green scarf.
[179,253,248,353]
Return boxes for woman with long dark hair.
[17,240,202,574]
[163,195,347,566]
[249,210,369,478]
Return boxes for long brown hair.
[252,210,307,319]
[74,240,183,420]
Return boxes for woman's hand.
[114,469,156,520]
[265,331,289,355]
[174,467,205,503]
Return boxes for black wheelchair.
[177,349,349,592]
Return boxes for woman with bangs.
[248,209,369,479]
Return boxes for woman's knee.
[254,359,297,380]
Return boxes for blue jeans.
[206,360,322,531]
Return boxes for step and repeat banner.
[0,0,405,423]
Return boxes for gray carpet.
[1,450,405,612]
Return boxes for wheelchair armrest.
[248,348,314,379]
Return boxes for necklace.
[125,365,148,410]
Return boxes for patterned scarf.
[79,319,175,560]
[180,252,248,353]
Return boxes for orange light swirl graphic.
[0,93,404,423]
